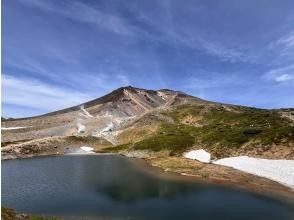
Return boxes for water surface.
[2,155,294,220]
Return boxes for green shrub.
[133,133,195,155]
[113,105,293,156]
[100,144,131,153]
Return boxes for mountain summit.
[2,86,294,160]
[45,86,204,116]
[2,86,207,143]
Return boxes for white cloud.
[276,31,294,51]
[199,40,246,63]
[2,74,94,111]
[67,2,132,35]
[5,52,132,93]
[2,72,133,116]
[275,74,294,82]
[264,65,294,83]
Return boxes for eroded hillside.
[2,86,294,160]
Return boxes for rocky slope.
[2,86,294,160]
[2,86,201,142]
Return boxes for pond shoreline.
[147,158,294,205]
[2,152,294,206]
[3,154,294,220]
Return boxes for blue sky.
[2,0,294,118]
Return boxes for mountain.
[2,86,294,160]
[1,86,205,143]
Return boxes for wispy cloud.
[197,39,257,63]
[277,31,294,49]
[263,65,294,83]
[2,71,132,117]
[4,0,294,115]
[5,52,131,92]
[2,74,94,112]
[274,74,294,82]
[268,31,294,61]
[182,71,294,109]
[183,70,246,90]
[18,0,133,35]
[17,0,256,64]
[5,54,59,79]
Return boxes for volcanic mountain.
[2,86,294,160]
[1,86,205,143]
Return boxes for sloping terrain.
[104,101,294,160]
[2,86,294,160]
[1,86,206,157]
[2,86,198,143]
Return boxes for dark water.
[2,155,294,220]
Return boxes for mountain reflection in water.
[2,155,294,220]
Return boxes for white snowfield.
[80,146,94,153]
[213,156,294,189]
[1,126,28,130]
[184,149,211,163]
[65,146,95,155]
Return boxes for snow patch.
[1,126,29,130]
[65,146,94,154]
[80,146,94,153]
[184,149,211,163]
[213,156,294,189]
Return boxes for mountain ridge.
[2,86,294,160]
[4,86,293,121]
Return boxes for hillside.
[1,86,294,160]
[108,104,294,159]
